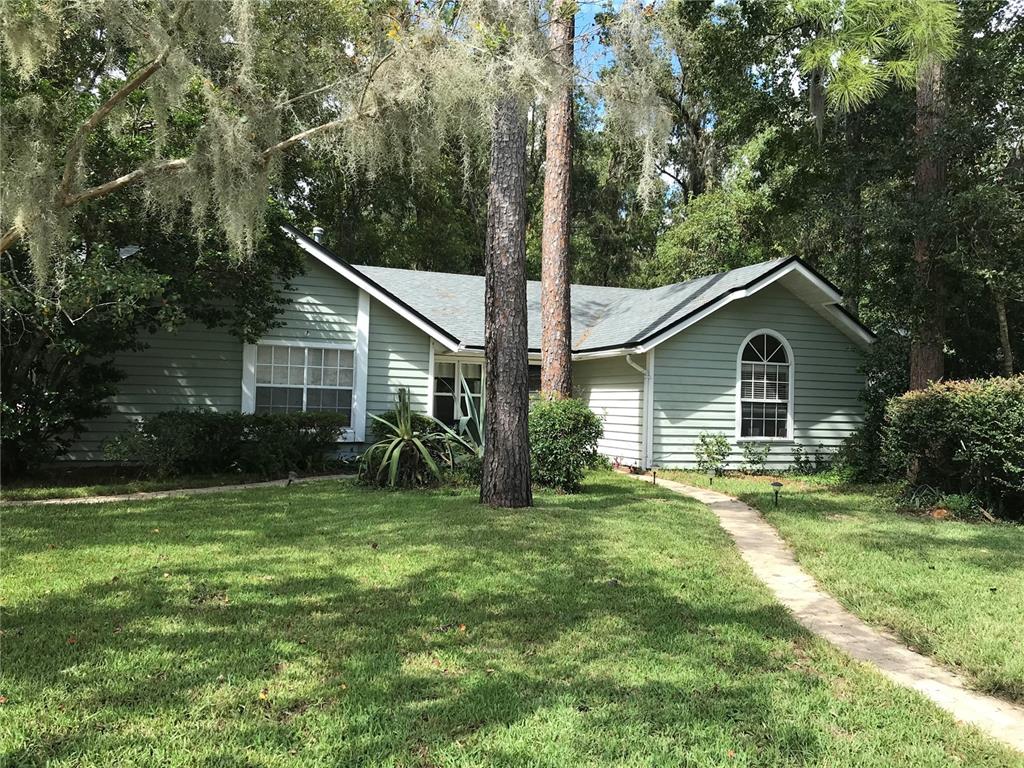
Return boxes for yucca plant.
[360,389,453,488]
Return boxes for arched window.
[737,331,792,439]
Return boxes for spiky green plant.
[360,389,453,488]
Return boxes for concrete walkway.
[1,473,354,507]
[636,474,1024,753]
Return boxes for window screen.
[254,344,353,423]
[739,334,789,438]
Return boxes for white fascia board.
[817,304,876,349]
[638,261,872,352]
[283,227,462,352]
[449,349,545,363]
[571,347,640,361]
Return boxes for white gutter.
[572,346,643,361]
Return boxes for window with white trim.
[432,360,483,428]
[739,333,790,438]
[254,344,354,423]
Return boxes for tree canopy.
[1,0,1021,475]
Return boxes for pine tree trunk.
[995,289,1014,376]
[481,92,533,508]
[842,113,864,318]
[909,59,946,390]
[540,3,575,398]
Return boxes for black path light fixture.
[707,469,715,486]
[771,481,784,506]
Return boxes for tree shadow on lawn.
[1,480,1007,765]
[733,486,1023,576]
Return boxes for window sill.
[735,437,794,444]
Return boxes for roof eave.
[281,224,463,352]
[635,258,875,352]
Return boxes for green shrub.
[936,493,984,520]
[741,442,771,475]
[695,432,730,476]
[790,443,833,475]
[107,410,350,477]
[528,397,603,492]
[883,376,1024,518]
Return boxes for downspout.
[625,353,650,469]
[624,354,645,376]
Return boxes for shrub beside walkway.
[635,473,1024,754]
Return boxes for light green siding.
[651,282,865,469]
[366,298,431,415]
[69,256,431,459]
[69,323,243,460]
[574,355,645,466]
[262,258,360,343]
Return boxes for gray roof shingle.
[354,257,792,352]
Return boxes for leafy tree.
[792,0,960,388]
[1,220,300,475]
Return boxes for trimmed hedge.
[107,410,350,477]
[528,397,604,493]
[883,376,1024,517]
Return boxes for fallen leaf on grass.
[0,695,8,705]
[258,688,270,701]
[67,636,78,645]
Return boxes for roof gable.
[282,224,874,354]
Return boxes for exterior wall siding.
[68,323,243,460]
[366,298,431,417]
[261,258,360,344]
[574,355,645,466]
[651,282,865,470]
[68,257,431,459]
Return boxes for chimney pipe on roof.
[311,226,325,243]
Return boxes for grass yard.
[661,471,1024,703]
[0,468,350,502]
[2,473,1020,767]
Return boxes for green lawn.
[661,471,1024,703]
[2,473,1019,767]
[0,469,349,502]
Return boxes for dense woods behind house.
[1,1,1021,510]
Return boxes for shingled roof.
[282,224,874,353]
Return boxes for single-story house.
[70,223,874,470]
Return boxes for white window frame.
[241,288,370,442]
[427,351,543,422]
[431,355,485,425]
[735,329,795,443]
